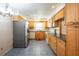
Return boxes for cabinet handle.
[66,22,79,27]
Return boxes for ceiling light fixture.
[52,6,55,8]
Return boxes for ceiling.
[0,3,65,20]
[8,3,65,19]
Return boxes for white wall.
[0,15,13,56]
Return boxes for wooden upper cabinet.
[45,21,48,28]
[54,8,64,21]
[65,3,76,24]
[28,21,48,29]
[12,15,24,21]
[54,14,58,21]
[28,21,35,29]
[57,9,64,19]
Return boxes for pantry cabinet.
[65,3,79,56]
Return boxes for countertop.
[48,32,66,42]
[28,29,49,32]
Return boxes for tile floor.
[4,40,55,56]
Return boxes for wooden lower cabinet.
[48,35,56,53]
[48,34,66,56]
[48,34,51,43]
[35,31,46,40]
[57,39,65,56]
[66,26,76,56]
[51,36,56,53]
[48,35,57,54]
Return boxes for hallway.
[5,40,55,56]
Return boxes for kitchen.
[0,3,79,56]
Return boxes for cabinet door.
[54,14,58,21]
[75,4,79,22]
[65,3,76,24]
[51,36,57,53]
[48,35,51,43]
[58,9,64,19]
[57,39,65,56]
[28,21,34,29]
[35,32,45,40]
[66,26,76,56]
[76,26,79,56]
[48,35,57,53]
[35,32,40,40]
[39,32,45,40]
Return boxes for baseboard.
[0,47,13,56]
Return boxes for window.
[35,22,44,30]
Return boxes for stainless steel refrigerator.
[13,21,29,48]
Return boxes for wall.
[0,15,13,55]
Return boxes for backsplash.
[49,28,54,34]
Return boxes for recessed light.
[52,6,55,8]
